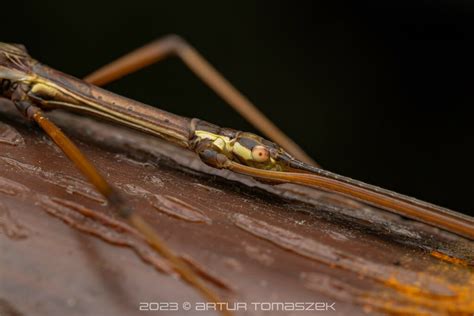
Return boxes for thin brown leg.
[84,35,318,166]
[21,104,229,315]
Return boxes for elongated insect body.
[0,41,473,241]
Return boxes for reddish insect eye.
[251,145,270,162]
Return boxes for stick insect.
[1,35,473,315]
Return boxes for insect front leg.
[193,138,232,169]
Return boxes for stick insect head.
[191,119,298,171]
[230,132,295,171]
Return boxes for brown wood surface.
[0,99,473,316]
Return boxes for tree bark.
[1,99,473,316]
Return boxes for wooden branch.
[1,99,473,316]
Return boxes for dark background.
[2,1,473,216]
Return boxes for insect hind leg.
[84,35,318,166]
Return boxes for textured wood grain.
[0,99,473,316]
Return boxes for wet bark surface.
[0,99,473,316]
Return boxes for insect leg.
[11,88,229,314]
[84,34,318,166]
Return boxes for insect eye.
[251,145,270,162]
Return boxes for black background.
[2,1,473,216]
